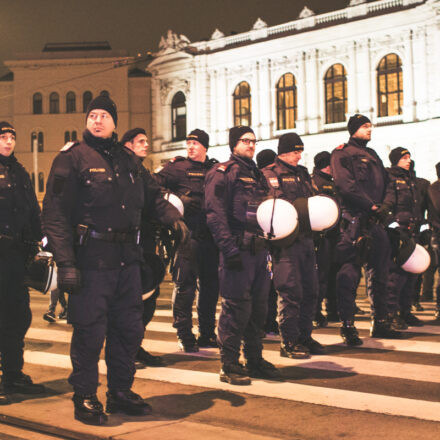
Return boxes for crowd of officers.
[0,91,439,425]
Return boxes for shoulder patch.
[335,143,346,150]
[169,156,186,164]
[60,141,79,152]
[268,177,280,188]
[216,161,234,173]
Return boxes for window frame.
[233,81,252,127]
[324,64,348,125]
[377,53,403,117]
[276,73,297,130]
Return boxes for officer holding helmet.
[43,93,185,424]
[205,126,281,385]
[0,122,45,405]
[155,129,219,352]
[263,133,323,359]
[331,114,402,345]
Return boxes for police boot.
[370,318,403,339]
[58,307,67,320]
[136,347,164,367]
[388,312,408,330]
[177,334,199,353]
[280,341,310,359]
[245,358,282,380]
[340,321,363,346]
[73,394,108,425]
[2,373,45,394]
[313,312,328,328]
[106,390,152,416]
[196,333,218,348]
[0,383,11,405]
[43,309,56,323]
[219,363,251,385]
[400,312,424,327]
[299,336,326,354]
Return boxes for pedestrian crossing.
[24,298,440,424]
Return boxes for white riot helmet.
[164,192,184,216]
[400,243,430,274]
[255,198,299,247]
[24,251,58,294]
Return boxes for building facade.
[148,0,440,180]
[0,42,152,201]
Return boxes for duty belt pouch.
[0,233,14,253]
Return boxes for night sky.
[0,0,355,75]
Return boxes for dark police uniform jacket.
[331,137,387,215]
[382,166,422,229]
[428,180,440,232]
[311,168,337,199]
[42,132,179,270]
[0,153,41,254]
[205,154,268,258]
[155,156,216,238]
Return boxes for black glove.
[172,220,190,247]
[225,253,244,271]
[419,227,432,247]
[373,204,392,224]
[57,266,81,295]
[180,195,202,216]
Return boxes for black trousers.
[67,263,144,395]
[0,252,32,380]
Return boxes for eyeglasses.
[239,138,257,146]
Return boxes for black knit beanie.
[187,129,209,149]
[229,126,254,151]
[436,162,440,178]
[120,128,146,145]
[314,151,331,170]
[86,91,118,126]
[347,114,371,136]
[256,149,276,169]
[278,133,304,155]
[389,147,410,166]
[0,121,16,137]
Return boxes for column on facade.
[412,27,428,121]
[403,30,416,122]
[304,48,320,134]
[253,61,262,139]
[347,41,358,115]
[217,67,229,145]
[356,39,373,118]
[257,58,272,140]
[151,77,163,152]
[295,51,308,134]
[208,69,218,145]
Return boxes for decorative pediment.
[349,0,366,6]
[253,17,267,30]
[211,28,225,40]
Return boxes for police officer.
[42,93,185,424]
[155,129,219,352]
[331,114,402,344]
[311,151,339,325]
[384,148,424,328]
[0,122,45,405]
[263,133,323,359]
[205,126,280,385]
[121,127,164,366]
[427,162,440,320]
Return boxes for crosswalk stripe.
[22,350,440,423]
[25,328,440,384]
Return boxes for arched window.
[31,173,35,190]
[171,92,187,141]
[72,130,77,141]
[64,131,70,143]
[49,92,59,114]
[38,172,45,193]
[276,73,297,130]
[30,131,44,152]
[324,64,347,124]
[66,91,76,113]
[233,81,251,126]
[33,93,43,114]
[377,53,403,117]
[83,91,93,112]
[64,130,78,143]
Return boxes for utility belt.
[75,224,140,246]
[0,232,38,255]
[237,231,267,254]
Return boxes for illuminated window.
[31,131,44,152]
[66,91,76,113]
[49,92,60,114]
[233,81,251,126]
[38,172,45,193]
[276,73,297,130]
[324,64,347,124]
[377,54,403,117]
[171,92,186,141]
[33,93,43,114]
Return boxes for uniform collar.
[349,136,369,148]
[276,157,299,174]
[389,165,410,178]
[0,153,16,166]
[313,167,333,181]
[231,153,257,170]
